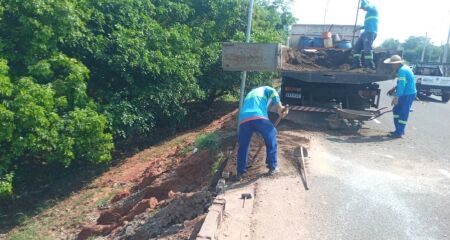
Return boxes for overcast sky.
[290,0,450,46]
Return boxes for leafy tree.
[402,36,428,63]
[0,57,113,197]
[194,0,296,103]
[379,38,401,50]
[379,37,449,63]
[0,60,14,197]
[0,0,83,75]
[0,0,296,197]
[67,108,113,164]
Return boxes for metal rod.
[250,106,289,163]
[323,0,332,31]
[300,146,309,190]
[351,0,361,46]
[238,0,255,132]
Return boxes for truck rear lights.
[285,87,302,92]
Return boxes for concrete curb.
[196,197,226,240]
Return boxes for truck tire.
[442,94,450,103]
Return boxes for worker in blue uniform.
[351,0,378,69]
[236,86,288,179]
[384,55,417,138]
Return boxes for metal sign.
[222,43,281,72]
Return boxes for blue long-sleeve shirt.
[396,65,417,97]
[361,0,378,33]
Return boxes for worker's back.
[239,86,280,124]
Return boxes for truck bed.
[282,70,392,84]
[280,48,399,84]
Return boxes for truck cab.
[414,64,450,103]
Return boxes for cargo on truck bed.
[281,48,396,83]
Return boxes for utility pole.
[442,26,450,64]
[238,0,255,131]
[420,33,428,63]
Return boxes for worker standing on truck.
[384,55,417,138]
[351,0,378,70]
[236,86,288,179]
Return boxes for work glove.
[278,105,289,118]
[282,106,289,118]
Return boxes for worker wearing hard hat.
[351,0,378,70]
[384,55,417,138]
[236,86,288,180]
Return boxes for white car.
[414,64,450,103]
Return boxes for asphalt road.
[217,80,450,240]
[294,80,450,240]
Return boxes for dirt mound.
[77,149,215,239]
[77,110,238,240]
[283,48,353,72]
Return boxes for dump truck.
[281,24,399,111]
[222,24,399,128]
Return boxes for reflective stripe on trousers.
[393,94,416,135]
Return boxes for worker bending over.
[237,86,288,179]
[384,55,417,138]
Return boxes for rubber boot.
[350,53,362,69]
[363,51,376,70]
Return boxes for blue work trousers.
[237,119,277,175]
[393,94,416,135]
[354,31,377,53]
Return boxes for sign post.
[237,0,255,132]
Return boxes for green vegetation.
[177,144,195,157]
[194,131,234,181]
[0,0,295,198]
[209,152,226,182]
[195,132,221,153]
[379,37,450,63]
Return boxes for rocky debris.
[156,215,206,240]
[161,224,184,236]
[110,191,212,240]
[78,224,117,240]
[75,111,238,240]
[110,189,131,204]
[121,197,159,222]
[77,148,220,240]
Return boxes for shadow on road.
[224,173,269,192]
[417,94,444,104]
[326,134,396,144]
